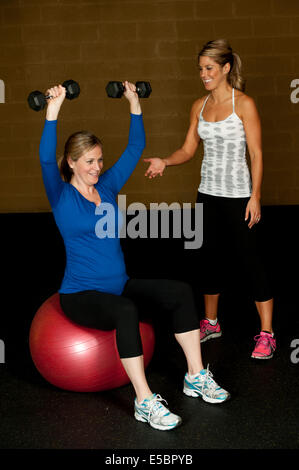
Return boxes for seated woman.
[39,81,230,432]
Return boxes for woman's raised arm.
[39,85,66,208]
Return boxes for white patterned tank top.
[197,88,252,198]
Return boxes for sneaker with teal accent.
[134,393,182,431]
[183,366,230,404]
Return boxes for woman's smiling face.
[199,56,230,90]
[68,145,103,186]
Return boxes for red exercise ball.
[29,293,155,392]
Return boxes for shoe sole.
[200,331,222,343]
[134,412,182,431]
[251,353,274,359]
[183,387,230,404]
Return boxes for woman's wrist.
[46,108,59,121]
[129,99,142,115]
[251,192,261,200]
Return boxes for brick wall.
[0,0,298,212]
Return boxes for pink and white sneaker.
[200,319,222,343]
[251,331,276,359]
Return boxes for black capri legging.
[197,191,272,302]
[60,278,200,359]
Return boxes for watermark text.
[95,196,203,249]
[0,80,4,103]
[290,79,299,104]
[0,339,5,364]
[290,339,299,364]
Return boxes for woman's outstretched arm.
[144,97,203,178]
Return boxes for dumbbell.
[27,79,80,111]
[106,81,152,98]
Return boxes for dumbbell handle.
[44,84,67,100]
[40,80,80,100]
[28,89,63,110]
[123,83,147,94]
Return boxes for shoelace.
[201,365,223,399]
[148,394,168,419]
[200,319,210,332]
[254,334,275,349]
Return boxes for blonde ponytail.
[229,52,245,91]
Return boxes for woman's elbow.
[135,138,146,154]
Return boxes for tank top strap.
[232,88,235,113]
[200,94,210,117]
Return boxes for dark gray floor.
[1,209,299,457]
[1,295,299,452]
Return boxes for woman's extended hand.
[245,196,261,228]
[46,84,66,120]
[144,158,167,178]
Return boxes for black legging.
[197,191,272,302]
[60,278,200,359]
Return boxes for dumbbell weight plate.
[27,90,46,111]
[105,81,124,98]
[62,80,80,100]
[135,81,152,98]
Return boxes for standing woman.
[145,39,276,359]
[39,80,230,433]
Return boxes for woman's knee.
[170,280,194,301]
[169,281,200,333]
[116,297,139,327]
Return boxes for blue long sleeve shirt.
[39,113,145,295]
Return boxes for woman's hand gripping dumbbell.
[27,80,80,111]
[106,81,152,98]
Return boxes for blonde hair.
[198,39,245,92]
[59,131,103,183]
